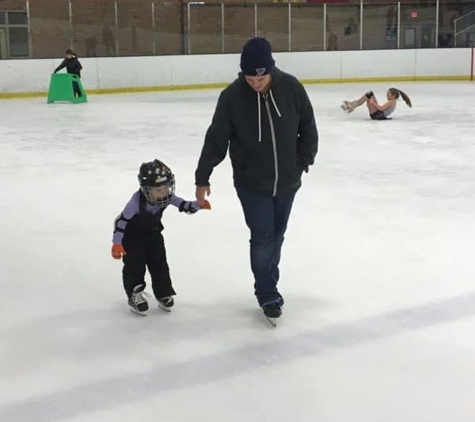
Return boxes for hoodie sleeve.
[54,59,67,73]
[296,82,319,169]
[195,91,232,186]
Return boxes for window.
[0,11,29,58]
[8,12,27,25]
[9,27,28,57]
[0,29,6,59]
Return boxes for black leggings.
[72,81,82,97]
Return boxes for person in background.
[341,88,412,120]
[54,49,83,97]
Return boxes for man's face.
[244,74,272,93]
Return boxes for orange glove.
[201,200,212,210]
[111,244,126,259]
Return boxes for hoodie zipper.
[263,93,279,197]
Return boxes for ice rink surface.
[1,81,475,421]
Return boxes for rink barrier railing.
[0,47,475,99]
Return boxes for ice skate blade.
[129,307,147,316]
[158,303,172,312]
[265,316,278,327]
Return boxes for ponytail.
[389,87,412,108]
[398,89,412,108]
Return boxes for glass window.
[0,12,6,25]
[0,28,6,59]
[8,12,28,25]
[9,27,29,57]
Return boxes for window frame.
[0,10,30,59]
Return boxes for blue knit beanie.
[240,37,275,76]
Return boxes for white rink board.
[0,48,472,94]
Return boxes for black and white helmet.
[137,159,175,206]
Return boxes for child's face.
[148,185,170,200]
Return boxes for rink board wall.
[0,48,473,97]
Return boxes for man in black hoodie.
[54,49,83,97]
[195,37,318,322]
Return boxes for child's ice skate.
[157,296,174,312]
[341,100,355,114]
[128,285,150,316]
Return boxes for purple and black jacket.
[112,190,199,245]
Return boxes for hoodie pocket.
[244,145,275,180]
[277,152,304,186]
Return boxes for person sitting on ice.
[341,87,412,120]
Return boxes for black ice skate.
[157,296,174,312]
[128,285,149,316]
[263,303,282,327]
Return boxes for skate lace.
[132,290,151,305]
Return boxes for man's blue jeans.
[236,188,297,307]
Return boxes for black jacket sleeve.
[75,59,82,77]
[296,82,318,170]
[54,59,67,73]
[75,58,83,72]
[195,92,232,186]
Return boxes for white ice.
[1,81,475,422]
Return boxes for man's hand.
[195,186,211,207]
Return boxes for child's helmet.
[137,159,175,206]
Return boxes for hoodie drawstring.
[257,92,262,143]
[269,89,282,117]
[257,89,281,142]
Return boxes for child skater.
[112,159,211,316]
[54,49,83,97]
[341,87,412,120]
